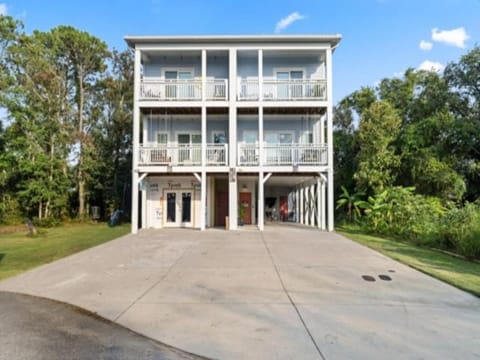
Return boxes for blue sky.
[1,0,480,103]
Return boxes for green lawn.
[338,227,480,297]
[0,223,130,281]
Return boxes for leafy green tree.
[89,49,133,217]
[51,26,109,218]
[354,101,401,193]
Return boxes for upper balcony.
[140,50,229,102]
[237,50,327,102]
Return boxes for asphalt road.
[0,291,208,360]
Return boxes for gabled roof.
[124,34,342,49]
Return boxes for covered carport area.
[259,173,327,231]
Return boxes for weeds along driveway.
[0,226,479,359]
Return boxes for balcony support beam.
[200,171,206,231]
[326,47,334,232]
[131,48,141,234]
[201,106,207,167]
[201,49,207,101]
[258,171,264,231]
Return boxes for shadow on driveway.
[0,291,209,360]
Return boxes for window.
[164,69,193,99]
[275,70,304,99]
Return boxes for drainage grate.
[362,275,376,282]
[379,274,392,281]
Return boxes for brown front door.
[239,192,251,225]
[215,192,229,227]
[280,196,288,222]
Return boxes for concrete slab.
[118,303,320,360]
[1,226,479,359]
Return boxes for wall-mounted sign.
[150,184,159,192]
[167,181,181,189]
[155,208,162,219]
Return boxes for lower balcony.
[238,143,327,166]
[139,144,228,166]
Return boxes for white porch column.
[326,47,334,232]
[258,171,264,230]
[295,188,300,223]
[202,49,207,101]
[131,48,141,234]
[201,106,207,166]
[310,183,315,226]
[321,179,326,230]
[141,184,147,229]
[317,178,321,229]
[300,186,304,225]
[228,48,238,230]
[258,50,264,167]
[229,48,237,167]
[200,171,206,230]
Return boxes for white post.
[141,184,147,229]
[228,48,237,230]
[131,48,141,234]
[200,171,206,230]
[258,50,264,168]
[310,184,315,226]
[201,106,207,167]
[295,188,300,223]
[300,186,304,225]
[321,179,326,230]
[258,171,264,230]
[326,47,334,232]
[202,49,207,101]
[317,178,321,229]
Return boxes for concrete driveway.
[0,226,479,359]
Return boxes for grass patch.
[338,227,480,297]
[0,223,130,281]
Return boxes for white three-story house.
[125,35,341,233]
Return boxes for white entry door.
[164,190,193,227]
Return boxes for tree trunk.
[77,71,86,218]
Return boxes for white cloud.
[0,3,7,15]
[419,40,433,51]
[417,60,445,73]
[274,12,305,33]
[432,27,469,48]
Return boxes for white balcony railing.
[262,79,327,101]
[206,144,229,165]
[140,79,228,101]
[206,79,228,100]
[237,79,259,101]
[237,79,327,101]
[238,143,327,166]
[139,144,228,166]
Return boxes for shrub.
[438,203,480,259]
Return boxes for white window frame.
[155,131,169,144]
[162,67,195,80]
[264,130,295,144]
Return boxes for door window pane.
[182,193,191,222]
[191,134,201,143]
[157,133,168,144]
[265,133,278,144]
[279,133,293,144]
[290,71,303,79]
[244,132,258,144]
[178,134,190,144]
[167,193,176,222]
